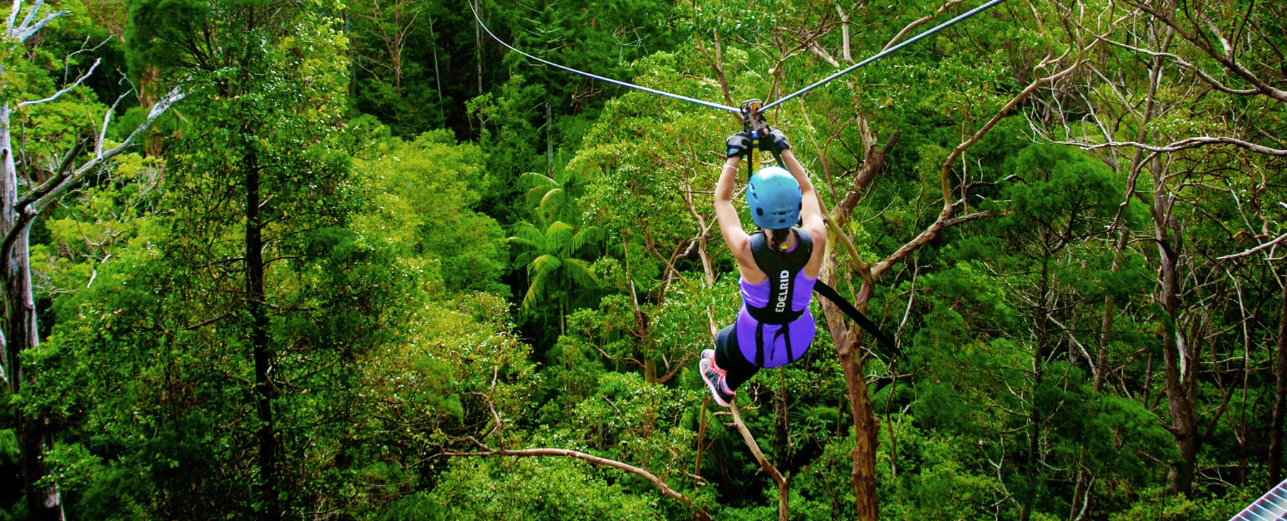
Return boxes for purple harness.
[735,229,817,368]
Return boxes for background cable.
[469,2,741,114]
[760,0,1008,112]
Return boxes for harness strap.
[813,281,904,361]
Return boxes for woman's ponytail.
[768,229,793,252]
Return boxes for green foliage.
[9,1,1285,520]
[357,129,510,295]
[1107,487,1250,521]
[428,457,666,520]
[379,491,447,521]
[0,430,16,466]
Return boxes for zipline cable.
[468,1,741,113]
[472,0,1007,117]
[759,0,1007,112]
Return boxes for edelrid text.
[775,270,790,312]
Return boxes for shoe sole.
[699,359,733,408]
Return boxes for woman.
[700,129,828,407]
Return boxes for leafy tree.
[509,219,603,331]
[0,1,179,516]
[357,129,509,295]
[118,1,385,517]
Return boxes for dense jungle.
[0,0,1285,519]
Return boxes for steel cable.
[760,0,1007,111]
[469,2,741,113]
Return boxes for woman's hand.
[726,132,753,159]
[766,129,790,152]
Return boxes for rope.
[760,0,1008,112]
[468,2,740,114]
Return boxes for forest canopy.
[0,0,1285,520]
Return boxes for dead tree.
[0,1,182,518]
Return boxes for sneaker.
[699,350,736,407]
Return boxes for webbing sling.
[813,282,905,361]
[742,100,786,180]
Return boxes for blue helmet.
[746,166,801,230]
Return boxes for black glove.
[766,128,791,151]
[726,132,753,158]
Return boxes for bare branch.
[1122,0,1287,103]
[656,354,691,384]
[1216,230,1287,261]
[873,50,1092,278]
[941,209,1006,228]
[95,86,181,160]
[1077,136,1287,157]
[1086,30,1259,97]
[728,401,789,520]
[16,0,41,34]
[882,0,967,52]
[15,8,69,43]
[808,40,840,67]
[95,91,133,158]
[19,58,100,107]
[835,2,853,62]
[1,135,87,264]
[441,437,713,521]
[6,0,21,35]
[14,88,182,242]
[727,402,784,486]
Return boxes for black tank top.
[745,229,813,326]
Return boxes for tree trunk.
[822,272,880,521]
[1142,352,1154,410]
[835,3,852,63]
[779,475,790,521]
[428,18,444,105]
[245,148,280,521]
[1,103,64,521]
[774,369,789,470]
[643,358,657,384]
[1158,236,1197,495]
[1094,230,1128,393]
[1068,453,1088,521]
[1021,257,1052,521]
[139,65,166,158]
[1269,278,1287,486]
[546,101,554,169]
[474,0,483,95]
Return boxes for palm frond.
[553,166,579,188]
[519,172,559,211]
[522,266,553,309]
[518,171,558,189]
[507,236,540,247]
[528,254,563,277]
[510,221,547,250]
[524,186,551,211]
[545,221,575,249]
[570,225,604,254]
[563,258,600,289]
[507,237,543,264]
[537,188,566,220]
